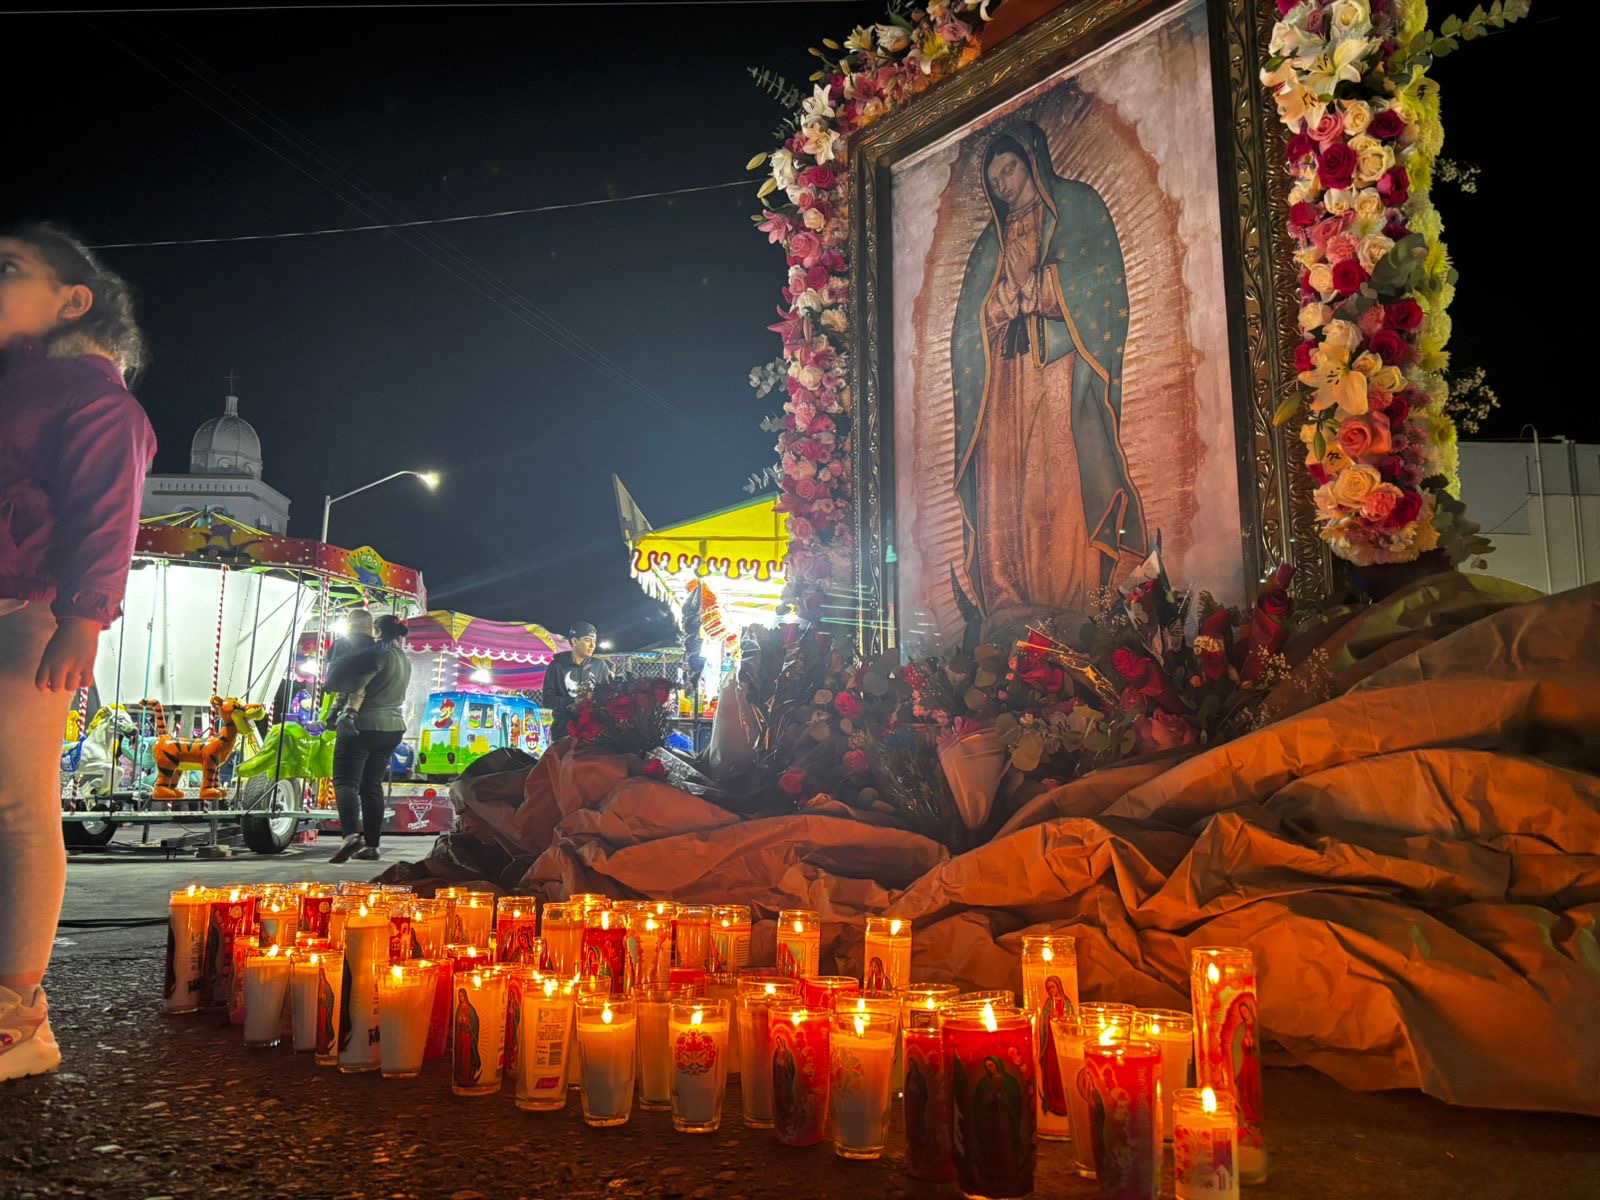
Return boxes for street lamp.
[320,470,440,545]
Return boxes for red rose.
[834,691,864,721]
[1387,394,1412,425]
[1331,260,1368,296]
[805,266,830,291]
[1294,340,1317,372]
[800,165,837,190]
[1368,328,1408,365]
[1134,710,1198,755]
[1307,462,1330,485]
[1317,142,1357,189]
[643,759,668,779]
[778,768,808,797]
[605,695,635,721]
[1112,647,1152,684]
[1288,201,1319,231]
[1275,0,1299,13]
[1020,662,1065,694]
[1368,108,1405,141]
[1377,166,1410,208]
[843,749,870,776]
[1285,132,1315,164]
[1387,490,1423,529]
[1384,299,1423,331]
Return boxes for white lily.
[844,26,874,53]
[801,84,835,123]
[1296,38,1369,98]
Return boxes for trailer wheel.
[63,803,119,849]
[239,777,301,855]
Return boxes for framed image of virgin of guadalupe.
[850,0,1319,655]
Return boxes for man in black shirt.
[541,621,610,739]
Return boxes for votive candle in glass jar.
[709,904,751,974]
[626,909,674,992]
[1084,1036,1161,1200]
[164,885,211,1014]
[901,992,956,1182]
[576,996,638,1127]
[1057,1004,1136,1178]
[406,898,447,959]
[1021,933,1079,1142]
[636,986,677,1110]
[672,904,712,972]
[706,971,740,1079]
[862,916,912,993]
[540,901,584,978]
[452,965,509,1096]
[582,907,627,995]
[828,997,897,1159]
[378,962,436,1078]
[387,900,417,962]
[289,949,324,1052]
[517,976,577,1111]
[444,889,494,950]
[801,975,860,1011]
[569,892,611,918]
[241,944,291,1047]
[296,882,335,939]
[339,906,390,1073]
[1191,946,1266,1184]
[1174,1087,1240,1200]
[204,887,255,1008]
[502,964,540,1082]
[945,1002,1036,1200]
[776,909,821,979]
[737,979,799,1129]
[257,892,299,949]
[1135,1007,1194,1143]
[669,998,731,1133]
[495,900,541,965]
[228,936,260,1026]
[770,1004,831,1146]
[313,950,344,1066]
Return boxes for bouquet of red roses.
[567,677,675,757]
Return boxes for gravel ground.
[4,843,1594,1200]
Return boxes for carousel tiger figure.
[139,697,265,801]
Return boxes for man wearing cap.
[542,622,610,740]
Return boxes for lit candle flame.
[889,918,902,937]
[471,971,483,987]
[923,997,936,1010]
[543,979,559,998]
[390,965,404,981]
[1042,943,1054,963]
[792,919,804,935]
[854,1013,867,1037]
[981,1002,997,1033]
[601,1004,614,1026]
[763,983,778,997]
[265,944,281,959]
[1207,962,1221,985]
[1150,1020,1163,1036]
[1202,1086,1218,1114]
[855,997,867,1013]
[646,917,658,932]
[229,888,243,902]
[1099,1026,1119,1047]
[691,1007,704,1027]
[358,904,369,918]
[601,911,611,930]
[186,884,198,898]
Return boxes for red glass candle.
[387,909,414,963]
[944,1002,1036,1200]
[800,975,860,1010]
[581,910,627,995]
[297,889,333,938]
[769,1005,831,1146]
[495,903,541,965]
[502,964,539,1080]
[203,888,255,1007]
[425,958,453,1062]
[1191,947,1267,1184]
[903,1012,955,1182]
[1082,1037,1161,1200]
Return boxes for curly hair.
[2,221,147,379]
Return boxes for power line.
[90,180,751,248]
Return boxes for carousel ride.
[60,510,426,854]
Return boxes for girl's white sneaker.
[0,985,61,1081]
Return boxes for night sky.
[5,1,1579,649]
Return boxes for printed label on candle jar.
[674,1029,719,1075]
[1176,1124,1239,1200]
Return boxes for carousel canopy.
[404,610,569,694]
[618,479,789,636]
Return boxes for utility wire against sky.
[86,17,742,445]
[89,181,751,247]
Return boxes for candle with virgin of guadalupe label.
[862,916,911,993]
[203,888,255,1007]
[770,1005,830,1146]
[581,908,627,995]
[312,951,344,1067]
[495,901,541,965]
[775,909,821,979]
[1084,1037,1161,1200]
[164,886,212,1014]
[1192,947,1267,1184]
[901,995,956,1182]
[452,966,509,1096]
[945,1002,1036,1200]
[1020,933,1078,1142]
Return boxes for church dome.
[190,393,263,479]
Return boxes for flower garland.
[1261,0,1526,566]
[750,3,992,605]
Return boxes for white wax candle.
[668,1009,730,1127]
[1155,1027,1192,1141]
[165,889,210,1013]
[637,996,673,1107]
[379,970,433,1076]
[1175,1089,1240,1200]
[241,950,291,1045]
[339,916,389,1072]
[517,987,575,1109]
[411,913,447,959]
[577,1008,637,1119]
[289,956,321,1052]
[829,1025,896,1153]
[738,1003,775,1123]
[543,920,584,978]
[1060,1029,1095,1170]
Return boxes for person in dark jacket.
[541,621,609,739]
[328,615,412,863]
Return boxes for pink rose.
[790,516,815,541]
[787,231,823,267]
[1134,710,1197,755]
[1307,111,1344,146]
[834,691,864,721]
[1359,483,1403,523]
[805,266,831,291]
[1356,305,1387,337]
[1325,233,1359,265]
[791,477,818,501]
[843,749,870,776]
[778,768,808,797]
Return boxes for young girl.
[0,223,157,1081]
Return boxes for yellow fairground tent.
[615,477,789,636]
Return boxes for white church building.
[140,377,292,534]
